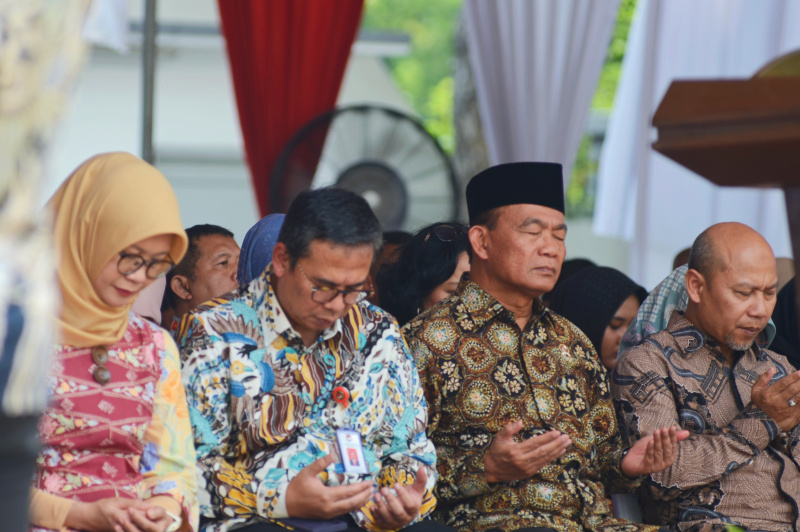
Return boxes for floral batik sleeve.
[141,328,200,531]
[582,347,642,494]
[179,311,260,524]
[356,327,438,531]
[404,321,494,506]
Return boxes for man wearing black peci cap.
[403,162,686,532]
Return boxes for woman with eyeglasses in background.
[376,222,471,326]
[29,153,198,532]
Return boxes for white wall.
[564,218,640,283]
[45,4,415,244]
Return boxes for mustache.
[736,322,767,330]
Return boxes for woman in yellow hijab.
[29,153,199,532]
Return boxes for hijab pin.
[332,386,350,408]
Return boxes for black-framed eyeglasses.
[117,252,174,279]
[424,224,469,243]
[91,345,111,385]
[296,265,372,305]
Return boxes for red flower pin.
[332,386,350,408]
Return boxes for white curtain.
[462,0,620,183]
[594,0,800,288]
[83,0,129,53]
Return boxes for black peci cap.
[466,162,564,224]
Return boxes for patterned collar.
[455,274,546,331]
[665,310,767,362]
[253,265,343,350]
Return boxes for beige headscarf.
[48,152,188,347]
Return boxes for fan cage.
[270,104,459,231]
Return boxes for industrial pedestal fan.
[270,104,459,230]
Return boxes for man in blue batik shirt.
[179,188,445,532]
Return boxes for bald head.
[684,223,778,359]
[688,222,775,280]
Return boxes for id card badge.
[336,428,369,475]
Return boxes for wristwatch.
[165,511,183,532]
[620,447,631,472]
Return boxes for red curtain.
[217,0,365,216]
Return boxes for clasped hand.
[751,367,800,432]
[65,498,175,532]
[285,454,427,530]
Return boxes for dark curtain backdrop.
[217,0,365,216]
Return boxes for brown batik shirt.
[612,311,800,532]
[403,276,658,532]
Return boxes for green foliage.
[425,77,455,152]
[565,134,600,219]
[361,0,462,153]
[567,0,637,218]
[593,0,637,110]
[362,0,637,217]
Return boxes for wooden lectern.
[651,50,800,315]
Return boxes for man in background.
[613,223,800,531]
[179,188,442,532]
[163,223,240,335]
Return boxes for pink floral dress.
[32,313,198,531]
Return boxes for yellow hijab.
[48,152,188,347]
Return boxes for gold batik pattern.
[404,276,656,532]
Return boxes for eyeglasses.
[117,252,174,279]
[424,224,469,243]
[296,265,372,305]
[91,346,111,385]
